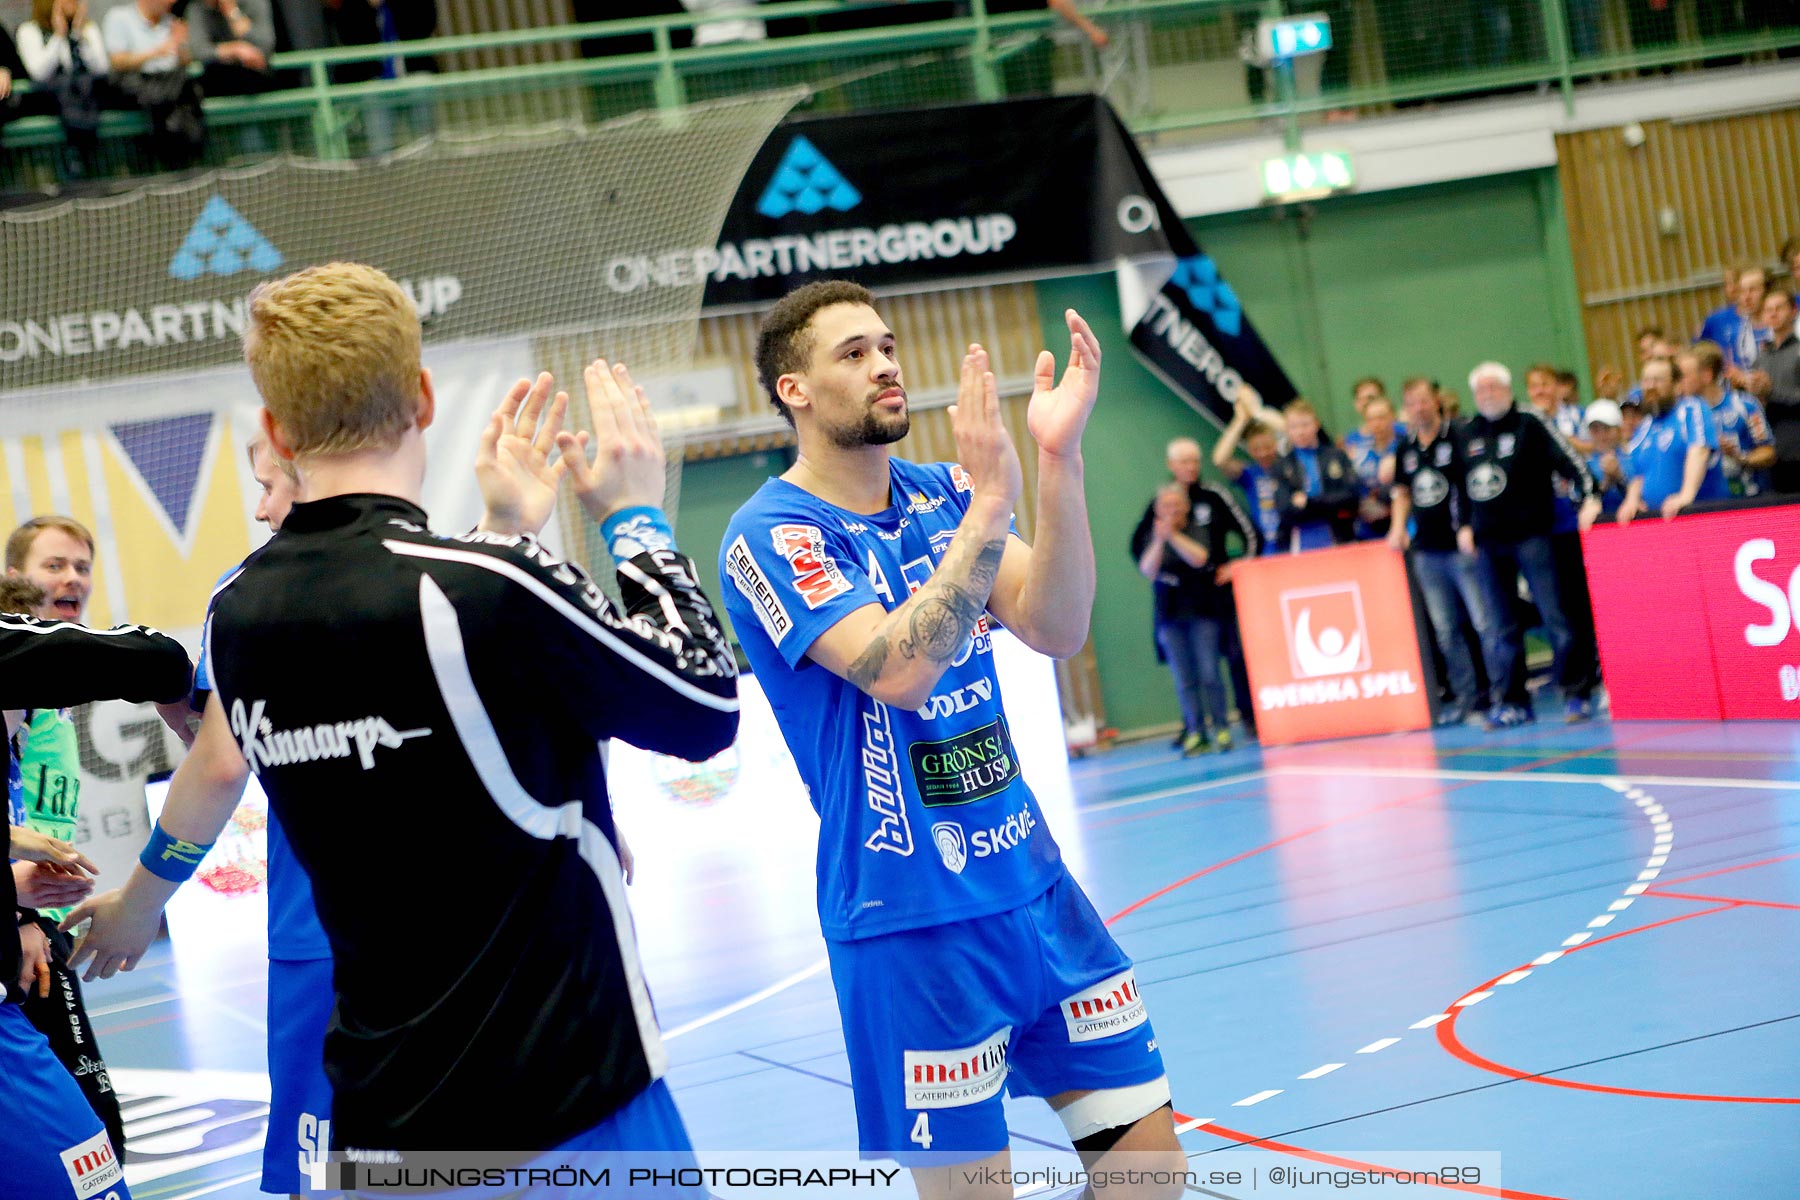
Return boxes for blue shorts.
[263,957,335,1195]
[826,871,1167,1162]
[0,1003,133,1200]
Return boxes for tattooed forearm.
[896,538,1006,664]
[847,634,891,690]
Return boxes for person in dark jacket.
[1130,437,1261,745]
[1271,398,1358,551]
[1459,360,1600,729]
[1132,471,1256,754]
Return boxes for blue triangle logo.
[1170,255,1242,338]
[756,136,862,220]
[109,413,215,537]
[169,195,284,281]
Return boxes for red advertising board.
[1583,501,1800,720]
[1232,542,1432,745]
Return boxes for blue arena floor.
[87,711,1799,1200]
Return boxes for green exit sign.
[1262,151,1355,199]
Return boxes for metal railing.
[3,0,1797,186]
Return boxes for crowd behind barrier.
[1134,248,1800,748]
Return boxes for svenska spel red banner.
[1583,500,1800,721]
[1232,542,1431,746]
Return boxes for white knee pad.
[1055,1075,1172,1143]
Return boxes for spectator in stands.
[1744,287,1799,493]
[1460,361,1600,727]
[1616,346,1729,521]
[1636,324,1664,366]
[1133,476,1253,756]
[1,22,20,116]
[1272,398,1356,552]
[1341,377,1393,456]
[1436,384,1463,420]
[1697,263,1743,344]
[1584,400,1629,512]
[1700,263,1769,370]
[103,0,206,168]
[1686,339,1775,497]
[1526,362,1587,449]
[1529,363,1601,710]
[1389,380,1496,727]
[1346,393,1400,539]
[1619,389,1648,456]
[326,0,437,153]
[1212,386,1284,554]
[188,0,276,96]
[15,0,113,174]
[1133,436,1260,743]
[1784,236,1800,289]
[1627,0,1677,48]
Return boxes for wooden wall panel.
[1557,106,1800,378]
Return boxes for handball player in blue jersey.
[720,282,1182,1198]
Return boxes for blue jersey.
[1697,306,1768,370]
[720,457,1062,941]
[1631,396,1729,509]
[1237,462,1282,552]
[199,564,330,962]
[1709,388,1774,496]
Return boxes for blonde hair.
[244,263,422,459]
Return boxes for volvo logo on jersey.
[908,717,1021,807]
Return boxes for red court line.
[1645,888,1800,911]
[1435,903,1800,1104]
[1648,852,1800,889]
[1105,779,1477,924]
[1177,1116,1568,1200]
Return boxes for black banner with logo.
[681,95,1296,424]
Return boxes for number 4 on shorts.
[910,1112,933,1150]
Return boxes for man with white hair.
[1458,362,1601,728]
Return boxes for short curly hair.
[754,280,874,428]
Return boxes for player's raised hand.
[8,825,97,876]
[562,359,667,524]
[1026,309,1102,460]
[477,372,583,537]
[949,344,1024,509]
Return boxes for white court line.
[1357,1038,1401,1054]
[1409,1014,1451,1028]
[1298,1063,1344,1080]
[1077,769,1268,815]
[1496,970,1532,986]
[1174,1116,1215,1133]
[1453,992,1492,1008]
[662,959,830,1041]
[1233,1089,1283,1107]
[1268,765,1797,791]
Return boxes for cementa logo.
[756,136,863,219]
[1169,255,1242,337]
[169,195,284,281]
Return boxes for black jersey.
[206,494,738,1153]
[1458,408,1595,544]
[0,616,191,1003]
[1392,429,1465,552]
